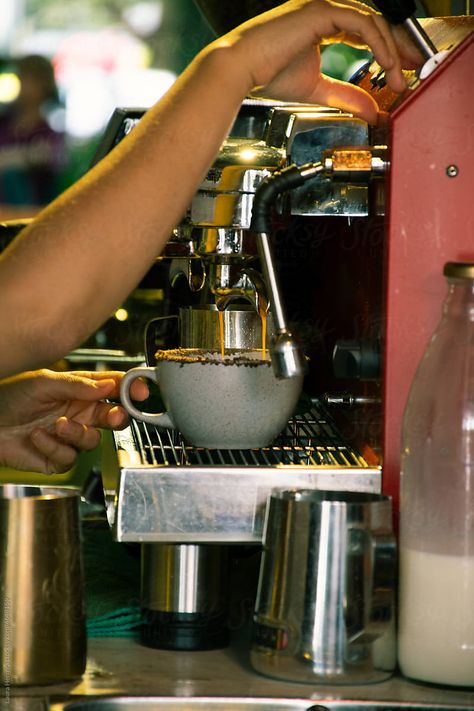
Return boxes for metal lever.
[371,0,438,60]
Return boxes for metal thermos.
[0,485,86,686]
[141,544,229,650]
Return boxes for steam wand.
[251,147,389,379]
[250,162,324,379]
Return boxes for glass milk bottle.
[398,262,474,686]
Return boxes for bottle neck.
[443,277,474,321]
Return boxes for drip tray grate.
[110,401,381,544]
[125,404,368,469]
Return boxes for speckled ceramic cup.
[120,349,303,449]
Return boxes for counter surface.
[5,636,474,708]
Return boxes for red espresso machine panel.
[382,29,474,513]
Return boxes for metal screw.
[446,165,459,178]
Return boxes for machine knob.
[333,339,380,380]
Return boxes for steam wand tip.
[270,330,308,380]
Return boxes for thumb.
[309,74,380,125]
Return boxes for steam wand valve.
[250,162,324,379]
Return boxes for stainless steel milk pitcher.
[251,489,396,684]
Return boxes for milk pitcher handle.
[346,528,396,645]
[120,366,175,428]
[368,530,397,638]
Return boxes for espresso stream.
[217,309,267,359]
[260,304,267,360]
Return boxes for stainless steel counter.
[5,637,474,709]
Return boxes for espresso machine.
[107,98,382,651]
[101,5,474,653]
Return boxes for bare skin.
[0,0,422,379]
[0,370,148,473]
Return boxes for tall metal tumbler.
[251,490,396,684]
[0,485,86,685]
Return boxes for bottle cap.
[443,262,474,280]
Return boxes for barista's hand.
[0,369,148,474]
[219,0,423,123]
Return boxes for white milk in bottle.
[398,262,474,687]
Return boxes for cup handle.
[120,366,175,428]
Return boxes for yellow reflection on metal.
[240,148,258,161]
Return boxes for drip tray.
[110,403,381,544]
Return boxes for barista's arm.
[0,0,420,378]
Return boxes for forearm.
[0,0,415,379]
[0,43,252,377]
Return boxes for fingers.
[359,9,408,93]
[101,405,130,430]
[324,3,393,65]
[54,416,102,449]
[244,0,413,111]
[57,398,130,433]
[30,410,123,475]
[30,427,89,474]
[35,370,118,403]
[308,73,380,123]
[338,0,423,67]
[67,402,131,431]
[54,370,149,401]
[292,1,409,93]
[327,2,406,93]
[391,23,425,68]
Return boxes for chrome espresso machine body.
[104,15,474,653]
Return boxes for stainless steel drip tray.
[110,405,381,544]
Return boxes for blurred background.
[0,0,468,219]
